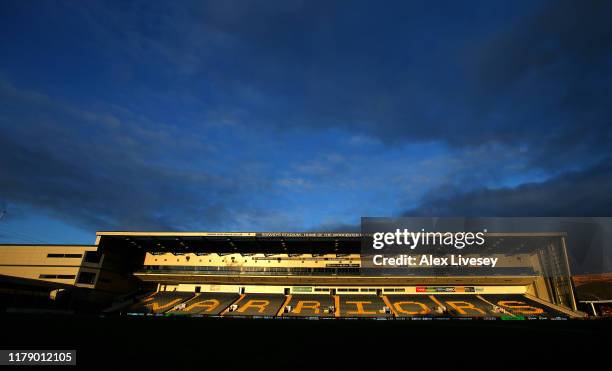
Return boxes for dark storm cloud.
[14,0,608,163]
[0,81,266,231]
[66,0,493,142]
[0,134,234,231]
[405,160,612,218]
[464,0,612,167]
[472,0,612,94]
[156,0,612,167]
[4,0,610,147]
[1,0,612,239]
[403,160,612,273]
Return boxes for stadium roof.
[96,231,567,254]
[97,231,361,254]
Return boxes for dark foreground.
[0,314,609,370]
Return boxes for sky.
[0,0,611,247]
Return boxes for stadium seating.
[122,291,570,318]
[337,295,393,317]
[384,295,446,317]
[282,294,335,317]
[431,294,501,317]
[128,291,194,314]
[167,293,239,315]
[222,294,286,317]
[482,295,566,317]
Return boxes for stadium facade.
[0,231,598,318]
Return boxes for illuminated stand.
[1,220,598,318]
[363,232,577,311]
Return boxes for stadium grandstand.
[1,231,604,320]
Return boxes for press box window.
[77,272,97,284]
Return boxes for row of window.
[38,272,100,284]
[45,252,102,263]
[46,254,82,258]
[152,258,355,264]
[39,274,75,279]
[312,287,406,293]
[142,265,361,275]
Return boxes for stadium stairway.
[103,289,153,313]
[483,294,585,318]
[523,293,587,318]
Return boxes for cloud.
[404,160,612,218]
[8,0,608,174]
[277,177,312,189]
[2,0,612,243]
[463,0,612,168]
[0,80,273,231]
[403,160,612,273]
[118,0,612,174]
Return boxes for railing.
[138,266,361,276]
[136,265,536,277]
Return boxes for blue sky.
[1,0,611,245]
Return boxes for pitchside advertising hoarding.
[360,217,612,278]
